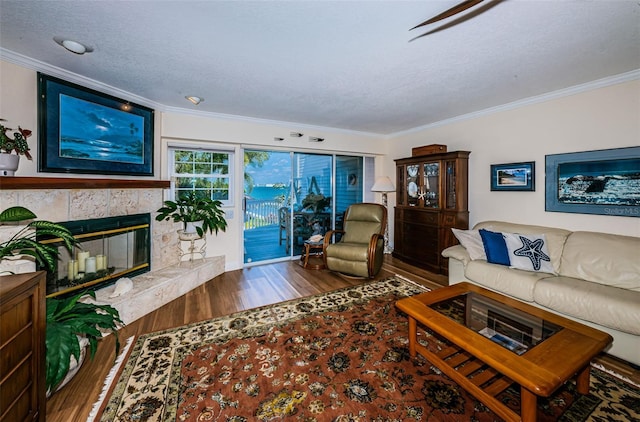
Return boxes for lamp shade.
[371,176,395,192]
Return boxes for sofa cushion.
[560,231,640,291]
[451,228,487,260]
[534,276,640,335]
[474,221,571,273]
[479,229,510,266]
[503,233,555,274]
[465,260,552,302]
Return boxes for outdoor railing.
[244,199,284,229]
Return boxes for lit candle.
[77,251,90,272]
[67,260,77,280]
[85,256,97,273]
[96,254,106,271]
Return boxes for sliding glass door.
[291,153,333,255]
[243,150,292,263]
[243,150,371,265]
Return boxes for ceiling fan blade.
[411,0,484,30]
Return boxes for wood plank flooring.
[44,256,638,422]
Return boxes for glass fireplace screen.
[41,213,150,298]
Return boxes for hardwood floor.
[45,256,637,421]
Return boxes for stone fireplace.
[0,177,225,323]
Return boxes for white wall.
[390,79,640,238]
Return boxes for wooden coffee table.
[396,282,612,422]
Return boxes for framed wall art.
[545,146,640,217]
[38,73,154,176]
[490,161,535,191]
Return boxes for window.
[169,148,233,205]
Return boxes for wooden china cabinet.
[393,151,470,275]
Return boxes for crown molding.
[0,48,162,110]
[3,48,638,140]
[1,48,384,139]
[162,106,385,139]
[390,69,640,138]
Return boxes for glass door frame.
[242,147,375,267]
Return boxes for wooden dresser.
[0,271,46,422]
[393,151,469,274]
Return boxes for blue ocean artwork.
[497,168,528,186]
[59,94,145,164]
[558,158,640,206]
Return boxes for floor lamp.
[371,176,395,254]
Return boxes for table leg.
[576,364,591,395]
[520,388,537,422]
[408,317,417,357]
[303,244,310,268]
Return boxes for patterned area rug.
[98,276,640,421]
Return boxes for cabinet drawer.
[0,325,32,378]
[0,356,32,414]
[0,299,31,341]
[399,208,439,226]
[402,223,439,259]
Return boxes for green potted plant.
[46,290,123,394]
[0,206,77,274]
[155,191,228,238]
[0,206,121,394]
[0,119,32,176]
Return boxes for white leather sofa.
[442,221,640,366]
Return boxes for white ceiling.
[1,1,639,136]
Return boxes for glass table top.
[430,292,562,355]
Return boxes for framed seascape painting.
[545,146,640,217]
[38,73,154,176]
[490,161,535,191]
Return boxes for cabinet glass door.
[445,160,456,209]
[397,166,405,205]
[406,164,419,206]
[422,162,440,208]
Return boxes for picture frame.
[490,161,535,191]
[346,171,359,191]
[38,73,154,176]
[545,146,640,217]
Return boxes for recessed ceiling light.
[53,37,93,55]
[185,96,203,105]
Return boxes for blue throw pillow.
[479,229,510,266]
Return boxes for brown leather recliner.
[322,203,387,278]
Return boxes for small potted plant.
[0,119,32,176]
[155,191,228,238]
[0,206,77,274]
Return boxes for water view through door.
[243,150,367,264]
[243,150,292,263]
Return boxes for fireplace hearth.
[42,213,151,297]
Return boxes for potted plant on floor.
[46,290,123,395]
[0,206,121,394]
[155,191,228,238]
[0,206,77,274]
[0,119,32,176]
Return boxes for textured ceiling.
[1,0,639,135]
